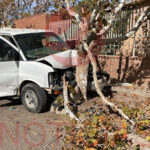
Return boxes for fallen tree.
[52,0,150,124]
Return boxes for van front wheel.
[21,83,47,113]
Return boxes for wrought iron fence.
[49,3,150,56]
[49,19,80,41]
[102,5,150,56]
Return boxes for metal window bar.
[49,4,149,56]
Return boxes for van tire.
[21,83,47,113]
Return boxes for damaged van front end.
[0,29,109,113]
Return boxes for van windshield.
[15,32,69,60]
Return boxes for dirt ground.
[0,86,149,150]
[0,98,69,150]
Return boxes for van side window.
[0,39,19,61]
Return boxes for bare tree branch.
[90,0,102,25]
[65,0,80,22]
[97,0,126,36]
[65,0,70,8]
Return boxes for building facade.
[14,13,65,30]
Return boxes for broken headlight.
[48,72,55,88]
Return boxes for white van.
[0,28,109,113]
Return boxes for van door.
[0,37,20,97]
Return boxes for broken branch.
[83,42,135,125]
[63,75,79,121]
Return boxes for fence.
[101,4,150,56]
[105,6,150,39]
[49,19,80,41]
[49,1,150,56]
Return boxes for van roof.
[0,28,50,36]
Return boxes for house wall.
[14,13,64,29]
[14,14,47,29]
[98,55,150,88]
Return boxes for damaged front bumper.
[45,79,110,95]
[88,80,110,91]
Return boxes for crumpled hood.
[37,50,78,69]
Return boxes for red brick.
[98,55,150,89]
[14,13,66,29]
